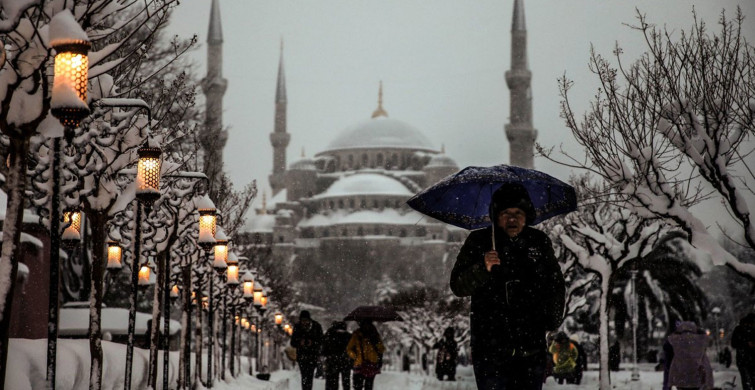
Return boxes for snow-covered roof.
[243,213,276,233]
[313,173,413,199]
[299,209,429,227]
[289,157,316,171]
[317,117,437,154]
[426,154,458,168]
[59,307,181,336]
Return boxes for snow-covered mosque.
[234,0,537,312]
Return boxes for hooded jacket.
[666,321,713,389]
[450,223,565,365]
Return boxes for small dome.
[289,157,316,171]
[318,117,437,154]
[244,213,276,233]
[313,173,413,199]
[426,154,458,169]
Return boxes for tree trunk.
[125,202,142,390]
[87,212,107,390]
[598,273,611,390]
[179,263,191,389]
[0,137,30,388]
[194,275,203,387]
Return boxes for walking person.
[732,313,755,390]
[450,183,566,389]
[433,326,459,381]
[291,310,324,390]
[548,332,578,385]
[347,320,385,390]
[322,321,353,390]
[662,321,713,390]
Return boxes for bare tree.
[546,7,755,281]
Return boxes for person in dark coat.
[608,341,620,372]
[433,326,459,381]
[570,338,587,385]
[732,313,755,390]
[322,321,353,390]
[662,321,713,390]
[450,183,566,390]
[291,310,324,390]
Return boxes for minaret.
[269,40,290,196]
[371,81,388,118]
[201,0,228,194]
[504,0,536,168]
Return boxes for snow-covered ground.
[6,339,742,390]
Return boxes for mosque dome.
[244,213,276,233]
[313,172,413,199]
[288,157,316,171]
[318,117,437,155]
[426,154,458,169]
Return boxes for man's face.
[301,318,311,328]
[497,207,526,237]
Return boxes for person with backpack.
[291,310,324,390]
[663,321,713,390]
[433,326,459,381]
[347,320,385,390]
[548,332,578,385]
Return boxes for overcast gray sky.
[167,0,755,223]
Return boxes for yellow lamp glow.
[62,211,82,243]
[138,265,151,286]
[106,241,122,270]
[274,312,283,326]
[198,208,217,251]
[260,294,268,308]
[251,324,257,333]
[226,265,239,285]
[51,39,91,127]
[170,285,180,300]
[214,241,228,266]
[135,146,162,205]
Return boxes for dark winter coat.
[433,337,458,376]
[732,321,755,366]
[665,321,713,390]
[322,327,353,371]
[291,320,324,364]
[450,225,565,368]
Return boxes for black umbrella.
[343,306,403,322]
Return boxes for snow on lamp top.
[242,271,255,299]
[49,10,90,127]
[135,145,162,205]
[62,210,82,243]
[226,251,239,266]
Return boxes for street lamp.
[630,269,640,384]
[712,307,721,355]
[138,264,153,287]
[170,285,180,303]
[106,241,123,270]
[62,210,82,245]
[274,312,283,327]
[50,10,91,129]
[242,272,255,299]
[135,145,162,205]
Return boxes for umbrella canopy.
[343,306,403,322]
[407,164,576,230]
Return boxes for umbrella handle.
[491,226,495,251]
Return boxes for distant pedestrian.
[571,337,586,385]
[663,321,713,390]
[347,320,385,390]
[719,347,732,369]
[433,326,458,381]
[291,310,324,390]
[608,341,620,372]
[548,332,578,385]
[322,321,352,390]
[732,313,755,390]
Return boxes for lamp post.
[124,143,162,390]
[630,269,640,384]
[222,256,239,380]
[197,195,217,386]
[711,307,721,355]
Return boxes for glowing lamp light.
[170,285,180,301]
[251,324,257,333]
[137,265,152,286]
[50,10,90,128]
[275,312,283,326]
[283,324,292,335]
[62,211,82,244]
[260,294,268,308]
[226,264,239,286]
[106,241,123,270]
[235,315,240,325]
[135,146,162,205]
[197,209,217,251]
[253,285,263,308]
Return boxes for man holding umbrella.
[450,183,565,389]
